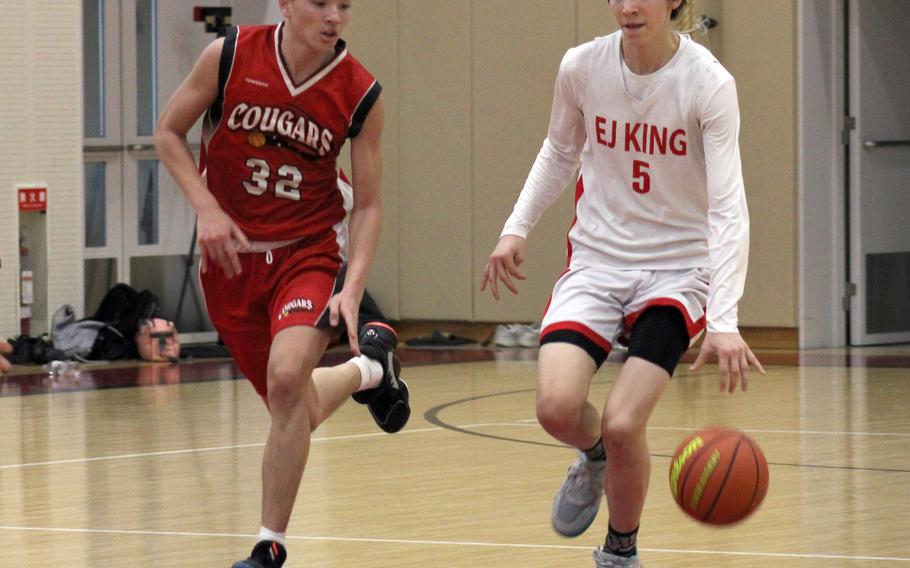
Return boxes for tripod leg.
[175,225,197,328]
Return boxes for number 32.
[243,158,303,201]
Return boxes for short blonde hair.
[671,0,687,20]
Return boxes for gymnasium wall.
[0,0,798,339]
[343,0,798,329]
[0,0,84,336]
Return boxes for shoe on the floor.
[517,321,541,347]
[493,323,523,347]
[352,322,410,433]
[232,540,286,568]
[551,452,607,537]
[593,548,642,567]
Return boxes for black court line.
[423,385,910,475]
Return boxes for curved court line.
[0,525,905,563]
[424,388,566,449]
[426,388,910,474]
[1,406,907,474]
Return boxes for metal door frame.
[796,0,848,348]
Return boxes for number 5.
[632,159,650,194]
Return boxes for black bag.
[90,283,160,359]
[6,334,65,365]
[87,326,130,361]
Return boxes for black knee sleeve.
[627,306,689,376]
[540,329,609,368]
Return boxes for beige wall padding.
[343,1,402,318]
[344,1,797,327]
[0,1,795,337]
[0,0,83,337]
[717,0,798,327]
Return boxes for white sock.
[258,526,286,546]
[349,355,383,391]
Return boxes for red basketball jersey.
[200,23,381,242]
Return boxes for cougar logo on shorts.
[278,298,314,320]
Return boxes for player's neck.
[280,33,336,84]
[621,31,679,75]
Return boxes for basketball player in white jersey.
[481,0,764,566]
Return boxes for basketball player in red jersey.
[481,0,764,566]
[155,1,409,567]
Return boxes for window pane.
[137,160,159,245]
[85,257,117,313]
[136,0,158,136]
[84,162,107,247]
[83,0,105,138]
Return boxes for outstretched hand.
[196,203,251,278]
[690,331,765,393]
[0,338,12,373]
[480,235,528,300]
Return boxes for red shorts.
[199,233,344,397]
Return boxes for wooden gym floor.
[0,341,908,567]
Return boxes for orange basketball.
[669,427,769,525]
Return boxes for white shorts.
[540,266,709,360]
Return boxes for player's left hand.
[328,286,364,355]
[690,332,765,393]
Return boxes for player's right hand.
[480,234,528,301]
[196,204,250,278]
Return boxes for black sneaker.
[352,322,411,433]
[231,540,286,568]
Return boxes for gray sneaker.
[593,548,642,567]
[551,452,607,537]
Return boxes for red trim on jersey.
[544,177,586,322]
[274,22,348,96]
[624,298,707,339]
[541,321,613,353]
[540,268,571,321]
[564,176,585,268]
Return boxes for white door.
[847,0,910,345]
[83,0,216,340]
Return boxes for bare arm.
[327,95,386,352]
[154,37,249,278]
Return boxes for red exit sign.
[18,186,47,212]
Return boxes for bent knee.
[536,392,584,435]
[266,363,307,405]
[602,413,645,448]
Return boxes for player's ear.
[278,0,291,18]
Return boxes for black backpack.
[90,283,160,359]
[6,334,65,365]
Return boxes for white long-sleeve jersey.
[502,32,749,333]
